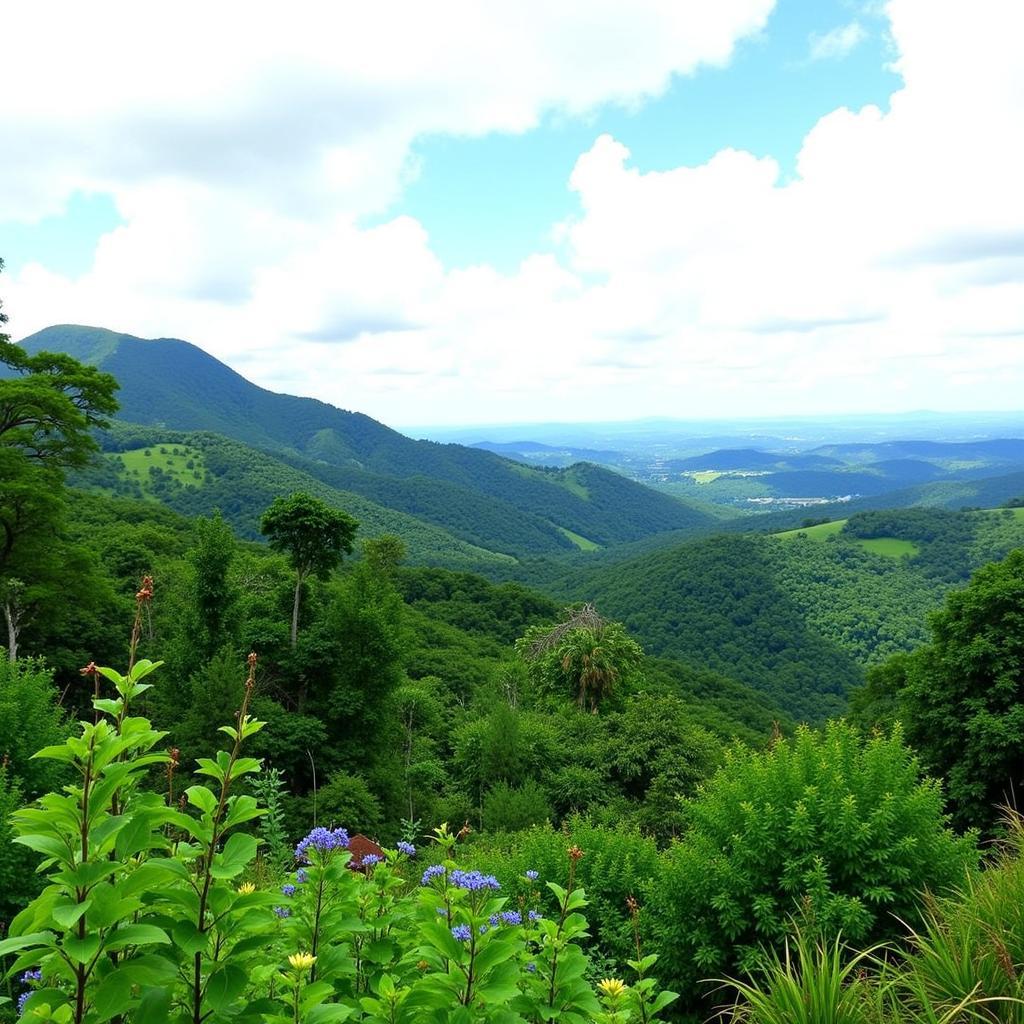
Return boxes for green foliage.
[0,659,67,797]
[516,607,644,712]
[1,658,676,1023]
[260,492,358,644]
[646,721,978,1009]
[720,931,886,1024]
[483,781,552,833]
[185,512,237,659]
[0,766,40,932]
[468,819,662,969]
[899,548,1024,832]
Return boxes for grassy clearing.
[114,444,207,491]
[775,520,847,540]
[686,470,723,484]
[555,525,601,551]
[858,537,920,558]
[775,519,919,559]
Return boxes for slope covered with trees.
[21,325,717,556]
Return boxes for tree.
[515,604,643,712]
[259,492,358,645]
[0,262,119,659]
[186,511,238,659]
[0,263,119,467]
[900,549,1024,831]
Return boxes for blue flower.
[274,906,291,918]
[528,910,543,922]
[489,913,500,926]
[361,853,383,868]
[295,868,308,884]
[451,924,472,941]
[294,826,350,863]
[18,991,31,1013]
[421,864,446,886]
[499,910,522,925]
[449,869,501,891]
[397,840,416,857]
[20,969,42,984]
[478,924,489,935]
[525,870,539,881]
[281,884,296,897]
[525,962,537,973]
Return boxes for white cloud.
[808,21,867,61]
[4,0,1024,425]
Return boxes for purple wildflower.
[525,962,537,973]
[281,884,296,897]
[21,969,42,984]
[294,826,350,863]
[525,870,539,881]
[449,869,501,891]
[489,913,500,926]
[361,854,383,868]
[397,840,416,857]
[18,991,31,1014]
[451,924,472,941]
[295,868,308,884]
[479,924,489,935]
[421,863,446,886]
[528,910,543,922]
[273,906,291,918]
[499,910,522,925]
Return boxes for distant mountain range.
[17,325,716,560]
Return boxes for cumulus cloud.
[4,0,1024,425]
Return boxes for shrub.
[646,721,978,1008]
[483,780,552,832]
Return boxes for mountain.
[19,325,716,558]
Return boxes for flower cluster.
[449,869,500,891]
[360,853,383,868]
[296,868,308,884]
[274,906,291,918]
[488,910,523,927]
[281,884,296,896]
[294,826,350,863]
[451,924,472,941]
[421,863,446,885]
[525,869,539,881]
[397,840,416,857]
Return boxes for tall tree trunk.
[290,571,304,647]
[3,598,18,662]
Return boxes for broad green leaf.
[205,963,248,1010]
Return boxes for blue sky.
[2,0,1022,425]
[397,1,900,272]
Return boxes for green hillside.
[76,427,517,571]
[21,325,716,556]
[565,505,1024,721]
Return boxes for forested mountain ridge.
[18,325,715,555]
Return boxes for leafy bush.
[482,780,552,832]
[646,721,978,1008]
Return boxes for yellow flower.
[237,882,256,894]
[288,952,317,972]
[597,978,628,999]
